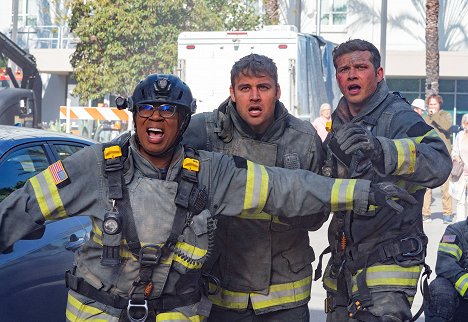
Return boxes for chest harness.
[66,143,216,322]
[316,93,430,322]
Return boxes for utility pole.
[316,0,322,36]
[10,0,19,72]
[380,0,388,70]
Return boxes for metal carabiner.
[127,300,148,322]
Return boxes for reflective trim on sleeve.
[351,264,421,294]
[29,169,67,220]
[250,276,311,311]
[241,160,269,216]
[209,276,312,311]
[156,311,203,322]
[393,138,417,175]
[455,273,468,297]
[438,242,463,260]
[330,179,356,212]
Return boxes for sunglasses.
[136,104,177,119]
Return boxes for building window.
[321,0,347,26]
[386,78,468,125]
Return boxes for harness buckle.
[401,236,423,257]
[139,244,162,267]
[324,296,334,313]
[127,299,148,322]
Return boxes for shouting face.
[230,72,280,134]
[335,50,384,115]
[135,103,182,168]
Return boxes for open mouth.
[147,127,164,139]
[248,106,262,116]
[347,84,361,94]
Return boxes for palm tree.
[426,0,440,96]
[263,0,279,24]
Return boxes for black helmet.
[128,74,196,115]
[116,74,196,156]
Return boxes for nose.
[347,68,357,80]
[250,88,260,101]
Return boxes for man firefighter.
[425,220,468,321]
[321,39,452,322]
[182,53,326,322]
[0,74,416,321]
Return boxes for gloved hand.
[335,123,382,162]
[369,182,417,214]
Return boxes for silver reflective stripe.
[250,276,312,310]
[455,273,468,296]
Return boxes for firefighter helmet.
[129,74,196,115]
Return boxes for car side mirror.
[21,225,46,240]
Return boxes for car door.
[0,140,92,321]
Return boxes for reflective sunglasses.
[136,103,177,119]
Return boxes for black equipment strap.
[65,270,201,311]
[314,246,331,281]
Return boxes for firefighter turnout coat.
[0,134,369,321]
[323,80,452,321]
[183,99,326,314]
[435,220,468,298]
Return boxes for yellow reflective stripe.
[156,312,202,322]
[352,265,421,293]
[393,138,417,175]
[67,292,105,317]
[210,276,312,310]
[251,276,312,310]
[238,211,272,220]
[323,276,337,292]
[331,179,356,212]
[30,170,67,220]
[241,161,269,216]
[455,273,468,296]
[172,241,207,269]
[439,242,462,260]
[209,284,249,309]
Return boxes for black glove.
[369,182,417,214]
[335,123,382,162]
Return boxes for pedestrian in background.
[411,98,426,116]
[450,113,468,222]
[312,102,332,142]
[423,94,454,223]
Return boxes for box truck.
[177,25,340,120]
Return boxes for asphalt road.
[307,187,452,322]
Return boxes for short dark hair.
[230,54,278,89]
[426,93,443,106]
[332,39,381,71]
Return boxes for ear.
[229,85,236,102]
[376,66,384,82]
[276,84,281,100]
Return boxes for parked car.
[0,125,96,321]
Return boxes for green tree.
[69,0,261,102]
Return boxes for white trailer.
[177,25,340,120]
